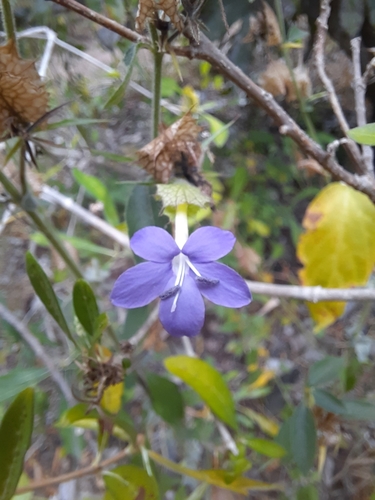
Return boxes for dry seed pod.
[136,113,202,183]
[243,1,281,46]
[135,0,184,33]
[0,40,48,137]
[136,113,212,196]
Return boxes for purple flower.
[110,226,251,337]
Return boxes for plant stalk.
[149,23,164,139]
[0,0,18,47]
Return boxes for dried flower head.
[0,40,48,138]
[136,0,184,33]
[136,113,211,196]
[244,1,281,46]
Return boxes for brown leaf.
[297,158,326,177]
[136,113,202,183]
[0,40,48,137]
[243,1,281,46]
[135,0,183,33]
[234,242,261,276]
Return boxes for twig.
[246,281,375,302]
[351,37,374,175]
[0,303,74,405]
[40,185,130,248]
[327,137,349,156]
[314,0,365,173]
[15,446,132,494]
[127,307,159,346]
[49,0,145,45]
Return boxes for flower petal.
[182,227,236,262]
[159,275,205,337]
[131,226,180,262]
[111,262,173,308]
[193,262,251,307]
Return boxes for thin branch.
[351,36,374,175]
[40,185,130,248]
[15,446,132,494]
[0,303,74,405]
[314,0,365,173]
[246,280,375,302]
[49,0,146,45]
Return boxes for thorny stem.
[150,23,163,139]
[0,170,83,279]
[0,0,17,48]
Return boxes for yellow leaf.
[147,450,283,493]
[100,382,124,415]
[297,183,375,329]
[239,407,279,437]
[181,85,200,110]
[247,371,275,391]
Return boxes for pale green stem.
[0,170,83,279]
[0,0,18,48]
[149,23,163,139]
[174,203,189,248]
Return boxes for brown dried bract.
[136,113,201,182]
[243,1,281,46]
[0,40,48,137]
[135,0,184,33]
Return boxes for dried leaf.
[0,40,48,137]
[135,0,183,33]
[136,113,212,197]
[243,1,281,46]
[258,59,311,102]
[297,158,326,177]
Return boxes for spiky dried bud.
[0,40,48,137]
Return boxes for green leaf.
[290,405,316,475]
[347,123,375,145]
[72,169,119,226]
[201,113,229,147]
[341,399,375,420]
[104,44,139,109]
[297,485,319,500]
[25,252,74,344]
[90,149,133,163]
[56,404,136,442]
[0,388,34,500]
[246,438,286,458]
[44,118,108,131]
[313,389,346,414]
[145,374,184,425]
[148,450,282,493]
[156,180,211,210]
[307,356,345,387]
[0,368,47,404]
[164,356,237,429]
[297,183,375,329]
[73,280,100,338]
[103,465,159,500]
[31,232,116,257]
